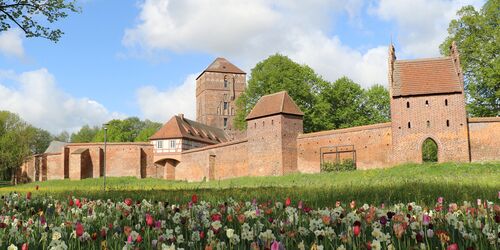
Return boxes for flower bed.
[0,192,499,250]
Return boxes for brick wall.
[178,139,248,181]
[391,93,469,163]
[468,117,500,162]
[297,123,392,173]
[46,153,64,180]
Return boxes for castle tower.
[246,91,304,176]
[196,58,246,133]
[388,44,469,164]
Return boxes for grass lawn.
[2,162,499,207]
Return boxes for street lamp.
[103,123,109,191]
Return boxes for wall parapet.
[298,122,392,139]
[468,117,500,123]
[182,139,248,154]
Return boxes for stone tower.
[196,58,246,133]
[388,43,469,163]
[246,91,304,176]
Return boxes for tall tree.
[70,125,99,143]
[363,84,391,124]
[234,54,327,133]
[135,120,162,142]
[440,0,499,116]
[26,126,52,154]
[0,0,79,42]
[0,111,31,180]
[53,131,70,142]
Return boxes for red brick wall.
[46,153,64,180]
[178,139,248,181]
[281,115,303,174]
[468,118,500,162]
[298,123,392,173]
[391,93,469,163]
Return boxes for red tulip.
[75,199,81,208]
[22,243,28,250]
[146,214,154,227]
[191,194,198,204]
[75,222,84,237]
[447,243,459,250]
[353,225,361,237]
[285,197,291,207]
[211,214,221,222]
[26,192,31,200]
[69,198,74,207]
[136,234,143,243]
[101,228,107,238]
[124,198,133,206]
[199,231,205,239]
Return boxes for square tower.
[388,42,469,164]
[196,58,246,132]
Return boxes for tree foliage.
[0,0,79,42]
[79,117,162,143]
[235,54,390,133]
[440,0,499,116]
[70,125,99,143]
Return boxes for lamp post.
[103,124,108,191]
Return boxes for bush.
[321,159,356,172]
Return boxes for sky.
[0,0,484,134]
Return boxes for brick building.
[19,46,500,182]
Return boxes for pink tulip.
[271,241,281,250]
[437,197,444,204]
[476,199,481,206]
[298,200,303,209]
[447,243,458,250]
[422,214,431,225]
[146,213,154,227]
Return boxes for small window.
[446,120,450,127]
[406,102,410,108]
[425,100,429,107]
[445,99,448,106]
[254,122,256,129]
[170,140,176,149]
[223,76,228,88]
[223,102,228,110]
[427,121,430,128]
[224,118,228,128]
[157,140,163,149]
[271,120,274,125]
[408,122,411,128]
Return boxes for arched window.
[422,138,438,162]
[426,121,430,128]
[223,75,228,88]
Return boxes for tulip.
[26,192,31,200]
[447,243,458,250]
[476,199,481,206]
[353,225,361,237]
[271,241,281,250]
[69,198,74,207]
[350,200,356,209]
[285,197,291,207]
[21,243,28,250]
[75,199,81,208]
[199,231,205,239]
[437,197,444,204]
[136,234,143,243]
[298,200,303,209]
[146,214,154,227]
[75,222,84,237]
[124,198,133,206]
[191,194,198,203]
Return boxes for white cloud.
[136,73,197,122]
[0,68,124,134]
[372,0,484,57]
[0,29,25,59]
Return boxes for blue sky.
[0,0,483,134]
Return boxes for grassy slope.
[2,162,499,207]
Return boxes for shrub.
[321,159,356,172]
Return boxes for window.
[427,121,430,128]
[223,76,228,88]
[406,101,410,108]
[224,118,228,128]
[446,120,450,127]
[223,102,228,110]
[157,140,163,149]
[170,140,176,149]
[408,122,411,128]
[445,99,448,106]
[425,100,429,107]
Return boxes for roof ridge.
[396,56,452,63]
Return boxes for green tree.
[53,131,70,142]
[70,125,99,143]
[25,126,52,154]
[440,0,499,116]
[234,54,327,132]
[363,84,391,124]
[315,77,369,130]
[0,0,79,42]
[0,111,31,180]
[135,120,162,142]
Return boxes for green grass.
[2,162,499,207]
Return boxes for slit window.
[446,120,450,127]
[223,76,228,88]
[445,99,448,106]
[224,118,228,128]
[406,102,410,108]
[427,121,430,128]
[408,122,411,128]
[425,100,429,107]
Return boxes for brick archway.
[154,158,180,180]
[421,137,439,163]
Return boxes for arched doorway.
[154,158,179,180]
[422,138,438,163]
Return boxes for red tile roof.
[246,91,304,120]
[149,115,228,144]
[392,57,462,97]
[196,57,246,79]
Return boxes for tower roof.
[150,114,228,144]
[196,57,246,79]
[391,57,462,97]
[246,91,304,120]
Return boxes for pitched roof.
[196,57,246,79]
[392,57,462,97]
[246,91,304,120]
[44,141,68,154]
[149,115,228,144]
